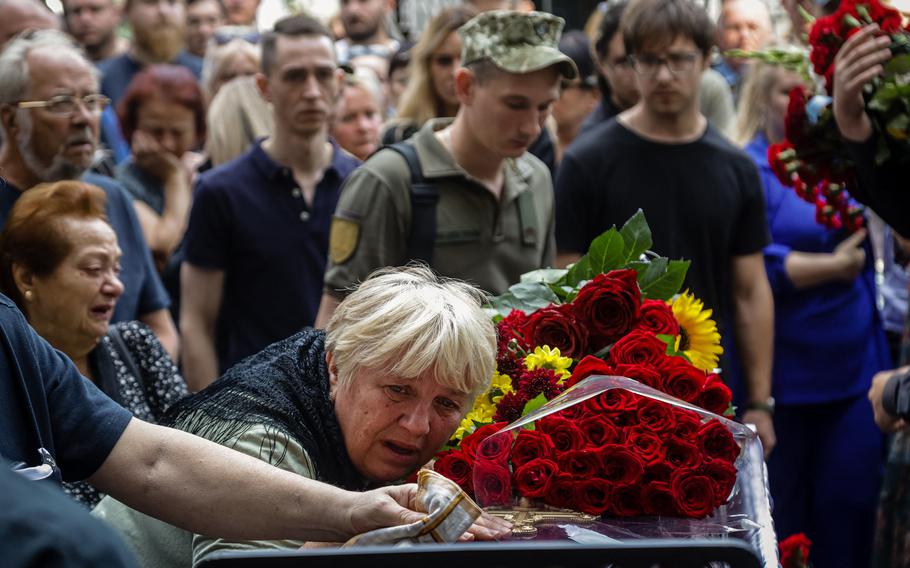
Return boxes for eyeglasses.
[213,27,260,46]
[17,94,111,116]
[629,52,699,77]
[606,56,634,71]
[560,76,599,91]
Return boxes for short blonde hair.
[325,265,496,399]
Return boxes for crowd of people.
[0,0,909,566]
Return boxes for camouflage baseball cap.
[459,10,578,79]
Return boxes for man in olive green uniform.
[316,10,577,324]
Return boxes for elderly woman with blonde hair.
[94,265,505,565]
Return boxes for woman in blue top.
[734,60,890,568]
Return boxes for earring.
[24,290,33,301]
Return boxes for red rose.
[566,355,613,388]
[544,472,578,510]
[579,414,621,448]
[572,269,642,350]
[644,460,674,483]
[574,478,613,515]
[510,429,556,467]
[613,363,663,390]
[637,299,679,336]
[779,532,812,568]
[522,304,588,359]
[472,459,512,506]
[625,428,665,465]
[670,469,716,518]
[784,86,811,148]
[434,450,474,493]
[673,408,702,438]
[665,437,702,469]
[460,422,508,461]
[538,416,587,452]
[700,459,737,506]
[588,388,639,426]
[513,458,559,499]
[497,309,530,347]
[609,329,668,367]
[557,449,602,478]
[641,481,677,515]
[768,140,797,187]
[599,444,645,485]
[557,403,588,421]
[611,484,643,517]
[697,419,740,463]
[636,398,678,434]
[659,356,707,403]
[698,374,732,416]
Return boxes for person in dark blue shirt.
[736,58,889,568]
[96,0,203,106]
[0,292,437,546]
[0,458,137,568]
[0,30,179,359]
[181,14,360,391]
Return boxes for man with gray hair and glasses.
[0,29,179,358]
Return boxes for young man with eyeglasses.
[180,14,360,391]
[0,29,179,359]
[555,0,776,456]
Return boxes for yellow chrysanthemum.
[668,290,724,372]
[523,345,573,381]
[490,371,514,403]
[452,371,511,440]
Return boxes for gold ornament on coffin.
[485,503,598,538]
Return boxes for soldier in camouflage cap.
[318,10,570,326]
[459,10,577,79]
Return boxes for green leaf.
[520,392,549,417]
[487,282,560,317]
[619,209,653,263]
[885,54,910,76]
[639,259,691,300]
[564,256,592,288]
[520,268,568,285]
[656,333,677,354]
[587,229,626,274]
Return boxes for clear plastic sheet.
[474,375,778,566]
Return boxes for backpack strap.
[384,143,439,265]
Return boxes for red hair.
[118,64,207,144]
[0,181,109,310]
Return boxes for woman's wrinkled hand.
[345,483,424,536]
[459,511,512,541]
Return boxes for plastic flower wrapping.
[433,212,769,532]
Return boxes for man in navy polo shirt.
[181,13,359,391]
[0,30,178,358]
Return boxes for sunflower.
[667,290,724,372]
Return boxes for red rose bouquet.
[433,212,752,520]
[779,533,813,567]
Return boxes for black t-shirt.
[555,120,769,377]
[0,460,137,567]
